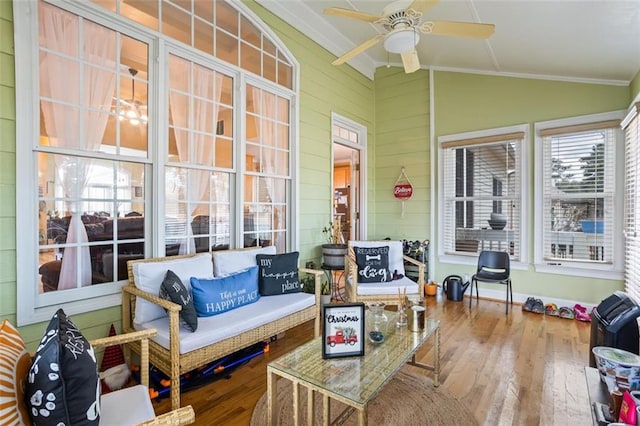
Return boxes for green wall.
[433,71,631,304]
[0,1,18,332]
[370,67,431,243]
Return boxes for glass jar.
[396,308,408,328]
[367,302,388,344]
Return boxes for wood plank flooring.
[150,295,594,425]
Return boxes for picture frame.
[322,303,365,359]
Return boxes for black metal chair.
[470,250,512,314]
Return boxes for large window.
[35,2,150,298]
[244,85,291,251]
[534,112,624,278]
[439,125,528,264]
[14,0,298,325]
[165,54,234,255]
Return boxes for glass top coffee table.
[266,315,440,425]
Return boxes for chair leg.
[505,283,509,314]
[505,279,513,315]
[469,279,477,308]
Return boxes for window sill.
[18,292,123,326]
[534,263,623,280]
[439,254,529,271]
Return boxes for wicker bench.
[121,251,322,411]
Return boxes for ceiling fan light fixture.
[383,28,419,53]
[115,67,148,126]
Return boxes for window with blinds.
[440,127,526,260]
[540,121,619,264]
[623,103,640,303]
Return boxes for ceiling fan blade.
[332,34,385,65]
[421,21,495,38]
[400,49,420,73]
[407,0,439,14]
[323,7,381,22]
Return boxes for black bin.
[589,291,640,367]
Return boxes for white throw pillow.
[132,253,213,324]
[348,240,405,276]
[212,246,276,276]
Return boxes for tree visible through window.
[541,127,615,262]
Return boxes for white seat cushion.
[132,253,213,325]
[100,385,155,426]
[351,276,419,296]
[212,245,276,276]
[136,292,315,354]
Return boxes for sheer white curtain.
[39,4,116,289]
[251,88,285,250]
[169,58,222,254]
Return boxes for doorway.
[331,114,366,242]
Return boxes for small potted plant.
[321,221,348,268]
[425,281,439,296]
[301,273,331,305]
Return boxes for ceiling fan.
[324,0,495,73]
[115,68,148,126]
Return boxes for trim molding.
[255,0,377,80]
[429,65,631,87]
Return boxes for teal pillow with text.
[190,266,260,317]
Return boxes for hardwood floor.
[151,295,594,425]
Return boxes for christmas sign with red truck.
[326,328,358,346]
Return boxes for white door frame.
[331,113,367,240]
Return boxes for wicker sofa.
[121,247,322,411]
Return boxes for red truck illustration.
[326,329,358,346]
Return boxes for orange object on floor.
[425,282,438,296]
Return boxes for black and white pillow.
[255,252,301,296]
[159,269,198,332]
[354,246,391,283]
[26,308,100,426]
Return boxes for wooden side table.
[321,263,346,302]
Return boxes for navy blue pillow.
[159,269,198,332]
[190,266,260,316]
[26,309,100,425]
[256,252,301,296]
[354,246,392,283]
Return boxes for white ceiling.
[256,0,640,84]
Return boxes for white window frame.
[623,102,640,303]
[534,110,625,279]
[438,124,529,269]
[13,0,299,325]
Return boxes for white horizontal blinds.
[442,132,523,258]
[623,104,640,303]
[541,121,619,263]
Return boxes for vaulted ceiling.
[256,0,640,84]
